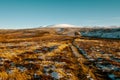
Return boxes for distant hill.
[0,24,120,39]
[45,24,78,28]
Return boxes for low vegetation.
[0,28,119,80]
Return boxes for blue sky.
[0,0,120,29]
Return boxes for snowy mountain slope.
[45,24,78,28]
[43,24,120,39]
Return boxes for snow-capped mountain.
[44,24,120,28]
[45,24,78,28]
[43,24,120,39]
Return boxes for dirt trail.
[70,44,81,58]
[69,38,97,80]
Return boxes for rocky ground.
[0,28,119,80]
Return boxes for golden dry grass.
[0,28,119,80]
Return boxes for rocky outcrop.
[80,28,120,39]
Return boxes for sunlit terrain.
[0,28,120,80]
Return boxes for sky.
[0,0,120,29]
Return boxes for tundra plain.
[0,28,120,80]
